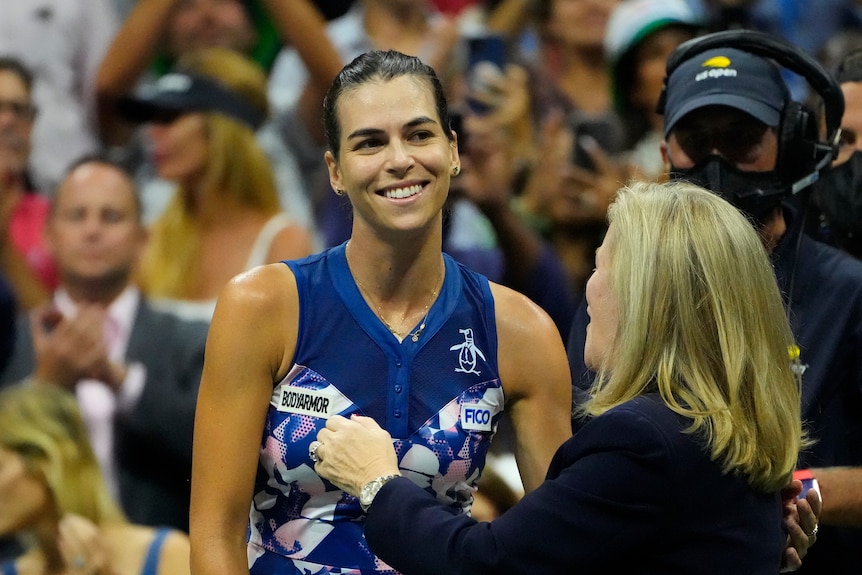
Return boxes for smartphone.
[793,469,822,501]
[466,34,507,115]
[468,34,507,71]
[569,115,624,172]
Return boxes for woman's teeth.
[384,184,422,199]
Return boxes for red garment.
[8,193,58,290]
[429,0,478,15]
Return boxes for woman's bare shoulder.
[103,523,190,575]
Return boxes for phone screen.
[466,35,507,115]
[569,115,624,172]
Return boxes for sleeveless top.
[151,212,296,322]
[1,527,170,575]
[247,243,504,574]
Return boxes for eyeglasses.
[0,99,36,121]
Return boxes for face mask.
[669,155,789,224]
[814,150,862,245]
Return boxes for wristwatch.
[359,474,401,512]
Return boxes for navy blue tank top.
[247,243,504,574]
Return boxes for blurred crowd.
[0,0,861,573]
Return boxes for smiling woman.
[188,50,574,575]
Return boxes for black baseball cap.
[119,72,266,130]
[662,47,790,136]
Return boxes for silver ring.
[309,440,322,463]
[806,524,819,537]
[73,555,85,569]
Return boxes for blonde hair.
[583,180,805,492]
[0,384,125,524]
[138,47,280,299]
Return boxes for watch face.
[360,478,381,509]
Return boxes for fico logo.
[463,406,491,426]
[461,404,493,431]
[695,56,738,81]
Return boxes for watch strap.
[360,474,401,512]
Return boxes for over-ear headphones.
[657,29,844,195]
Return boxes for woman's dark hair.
[837,47,862,83]
[0,56,37,191]
[322,50,454,158]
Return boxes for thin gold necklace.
[348,251,442,343]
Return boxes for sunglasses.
[147,108,188,125]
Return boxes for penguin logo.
[450,328,486,376]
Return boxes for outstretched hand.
[314,415,400,497]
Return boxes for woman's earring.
[452,166,460,176]
[335,188,345,196]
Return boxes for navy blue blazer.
[365,394,786,574]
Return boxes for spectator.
[119,47,314,322]
[811,47,862,259]
[0,57,58,310]
[604,0,703,180]
[0,384,190,575]
[1,155,209,532]
[449,81,577,337]
[0,2,118,193]
[503,0,629,296]
[96,0,343,232]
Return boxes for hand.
[31,304,120,389]
[454,114,518,214]
[466,63,534,164]
[58,514,113,575]
[314,414,400,497]
[519,109,573,222]
[780,478,821,572]
[550,136,629,227]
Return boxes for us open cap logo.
[702,56,731,68]
[695,55,738,81]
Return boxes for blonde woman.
[120,47,314,322]
[312,180,811,574]
[0,384,190,575]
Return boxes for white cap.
[604,0,701,65]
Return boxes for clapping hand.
[30,304,126,390]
